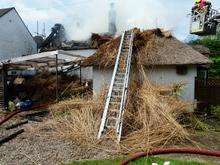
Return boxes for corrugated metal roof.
[0,50,84,68]
[0,7,14,17]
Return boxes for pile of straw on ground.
[32,28,191,155]
[40,69,191,154]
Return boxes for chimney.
[109,2,117,35]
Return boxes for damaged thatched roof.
[138,36,212,66]
[81,29,211,68]
[191,45,210,57]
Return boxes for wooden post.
[55,54,58,102]
[80,61,82,85]
[2,64,8,110]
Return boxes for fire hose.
[120,148,220,165]
[0,103,52,126]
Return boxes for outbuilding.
[84,30,212,103]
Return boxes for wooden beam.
[55,54,58,102]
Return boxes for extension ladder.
[97,30,134,142]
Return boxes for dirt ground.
[0,110,220,165]
[0,110,110,165]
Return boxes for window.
[176,66,188,75]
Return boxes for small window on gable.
[176,65,188,75]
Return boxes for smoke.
[3,0,219,41]
[64,0,109,41]
[63,0,192,41]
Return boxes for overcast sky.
[0,0,220,41]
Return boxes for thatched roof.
[137,37,212,66]
[81,29,211,68]
[191,45,210,57]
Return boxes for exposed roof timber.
[6,60,76,70]
[58,50,85,58]
[5,51,59,63]
[27,58,64,64]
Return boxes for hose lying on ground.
[120,148,220,165]
[0,103,52,126]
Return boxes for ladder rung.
[115,80,124,83]
[122,47,129,50]
[106,125,116,129]
[109,102,121,109]
[115,75,125,79]
[108,110,118,118]
[110,101,120,105]
[111,98,122,103]
[106,117,118,127]
[112,91,122,96]
[112,88,123,92]
[114,80,124,84]
[109,109,119,113]
[114,82,124,85]
[117,72,125,75]
[107,117,117,121]
[112,95,122,99]
[115,77,124,81]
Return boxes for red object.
[200,0,206,9]
[120,148,220,165]
[0,103,51,126]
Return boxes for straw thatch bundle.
[81,28,172,68]
[120,68,190,153]
[30,28,198,156]
[42,68,190,154]
[81,28,210,68]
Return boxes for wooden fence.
[195,78,220,108]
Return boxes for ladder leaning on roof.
[97,30,134,142]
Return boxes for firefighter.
[193,0,211,12]
[194,0,201,7]
[192,0,201,11]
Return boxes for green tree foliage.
[189,37,220,52]
[189,37,220,78]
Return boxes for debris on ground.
[0,28,217,164]
[30,71,191,155]
[8,72,91,104]
[24,28,195,156]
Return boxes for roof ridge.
[0,7,14,18]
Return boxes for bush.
[210,106,220,119]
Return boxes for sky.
[0,0,220,41]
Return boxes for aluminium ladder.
[97,30,134,142]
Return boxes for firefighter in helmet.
[193,0,211,12]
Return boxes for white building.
[0,7,37,60]
[89,37,211,102]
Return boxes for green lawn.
[68,156,207,165]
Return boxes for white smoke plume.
[4,0,219,40]
[64,0,192,41]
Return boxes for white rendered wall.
[93,65,197,102]
[0,9,37,60]
[93,67,112,96]
[144,66,197,102]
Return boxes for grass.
[68,157,207,165]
